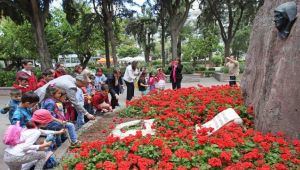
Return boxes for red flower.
[175,149,191,159]
[220,151,232,162]
[208,157,222,167]
[103,161,117,170]
[95,163,102,169]
[274,163,288,170]
[75,162,85,170]
[152,139,164,148]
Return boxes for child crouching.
[92,84,112,114]
[4,109,65,170]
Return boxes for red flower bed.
[63,86,300,170]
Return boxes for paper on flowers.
[195,108,243,135]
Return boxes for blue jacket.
[11,107,32,127]
[0,99,20,124]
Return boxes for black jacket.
[168,64,183,82]
[106,74,123,97]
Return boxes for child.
[11,92,40,127]
[4,109,65,170]
[41,85,81,147]
[156,68,166,90]
[138,73,149,95]
[1,89,22,124]
[37,69,54,88]
[94,68,107,90]
[13,76,32,94]
[82,74,95,114]
[148,72,156,91]
[92,84,112,114]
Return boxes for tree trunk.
[103,0,117,66]
[177,35,182,58]
[241,0,300,139]
[108,21,117,66]
[30,0,52,71]
[144,47,151,63]
[224,40,231,58]
[170,30,179,60]
[161,20,166,67]
[104,26,111,68]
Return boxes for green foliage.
[232,26,251,56]
[208,67,215,71]
[195,65,206,72]
[0,18,37,62]
[0,71,16,86]
[183,33,219,62]
[220,66,229,74]
[211,55,223,66]
[182,63,195,74]
[118,44,142,58]
[239,61,245,73]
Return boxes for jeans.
[76,111,85,129]
[46,121,66,146]
[65,122,77,143]
[125,81,134,101]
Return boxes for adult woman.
[4,109,64,170]
[169,57,183,90]
[107,69,123,108]
[123,61,139,101]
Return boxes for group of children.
[137,68,166,95]
[0,66,123,169]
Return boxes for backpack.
[3,121,24,146]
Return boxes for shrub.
[211,55,223,66]
[221,66,229,73]
[203,70,215,77]
[151,60,162,67]
[0,71,16,87]
[239,61,245,73]
[182,63,195,74]
[208,67,216,71]
[195,65,206,72]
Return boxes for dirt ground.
[79,112,139,141]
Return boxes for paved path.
[0,77,227,169]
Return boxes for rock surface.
[241,0,300,139]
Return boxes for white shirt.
[5,128,55,156]
[123,65,138,83]
[21,69,32,76]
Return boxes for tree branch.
[207,0,227,41]
[232,4,244,38]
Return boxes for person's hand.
[115,94,119,100]
[42,140,52,148]
[86,113,95,120]
[58,129,66,134]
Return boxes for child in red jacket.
[92,84,112,114]
[13,76,32,94]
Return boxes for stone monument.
[242,0,300,139]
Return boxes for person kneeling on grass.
[4,109,65,170]
[92,84,113,114]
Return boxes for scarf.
[172,65,177,83]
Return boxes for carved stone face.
[274,11,289,31]
[274,1,297,39]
